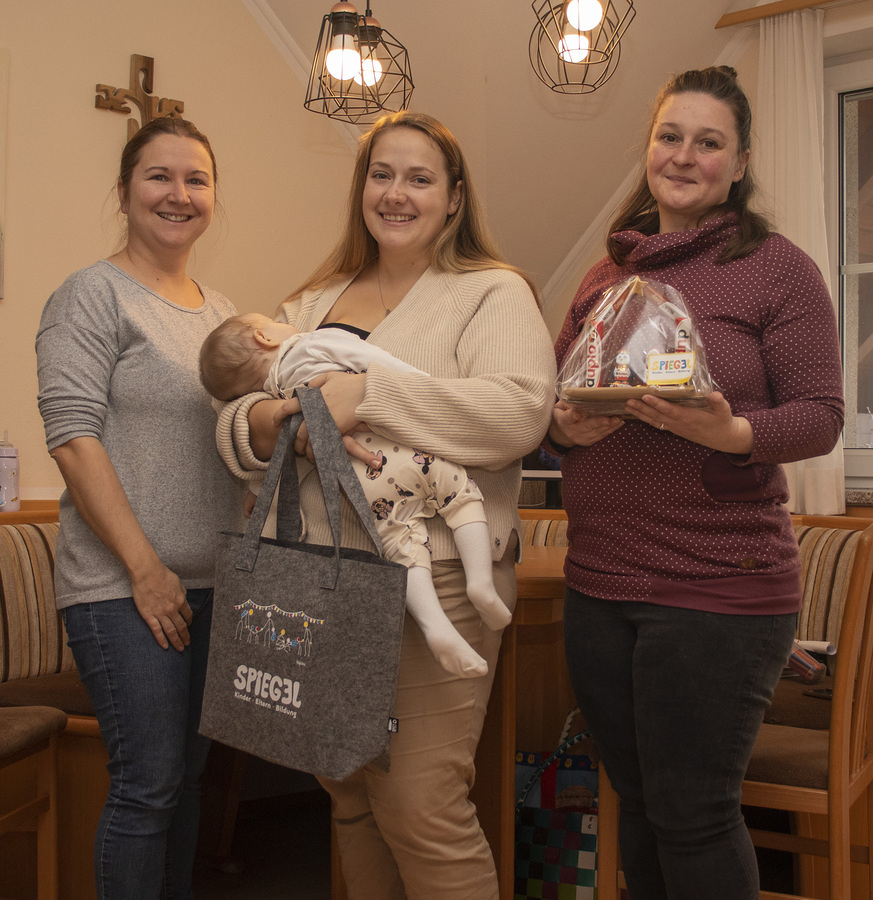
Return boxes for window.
[825,53,873,486]
[839,87,873,449]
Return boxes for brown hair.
[118,116,218,200]
[287,111,537,303]
[606,66,771,265]
[199,316,270,401]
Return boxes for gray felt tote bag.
[200,386,408,779]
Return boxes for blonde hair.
[199,316,271,401]
[286,111,538,304]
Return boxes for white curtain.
[757,9,845,515]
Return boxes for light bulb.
[325,33,361,81]
[565,0,603,32]
[354,17,385,86]
[354,55,383,86]
[559,31,590,63]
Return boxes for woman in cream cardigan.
[216,111,555,899]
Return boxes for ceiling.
[255,0,749,301]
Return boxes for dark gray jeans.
[563,589,796,900]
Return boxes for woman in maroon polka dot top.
[548,66,844,900]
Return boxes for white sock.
[452,521,512,630]
[404,566,488,678]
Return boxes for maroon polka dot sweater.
[554,215,844,615]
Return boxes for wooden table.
[470,544,575,899]
[0,499,59,524]
[515,544,569,603]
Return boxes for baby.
[200,313,512,678]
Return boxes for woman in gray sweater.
[36,117,242,900]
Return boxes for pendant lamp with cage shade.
[304,2,414,125]
[530,0,636,94]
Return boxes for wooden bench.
[0,516,108,899]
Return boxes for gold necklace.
[376,263,391,317]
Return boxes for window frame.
[825,54,873,487]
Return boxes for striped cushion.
[3,519,843,678]
[793,524,860,647]
[0,523,73,684]
[520,518,569,548]
[747,525,863,788]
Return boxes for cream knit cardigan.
[216,266,556,561]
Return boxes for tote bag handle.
[295,385,387,563]
[236,386,386,591]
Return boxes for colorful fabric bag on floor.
[515,709,599,900]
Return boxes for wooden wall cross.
[95,54,184,139]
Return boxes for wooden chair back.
[743,514,873,899]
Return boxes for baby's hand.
[243,490,257,518]
[343,434,381,469]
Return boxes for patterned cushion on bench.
[793,524,860,649]
[520,518,569,548]
[0,524,93,716]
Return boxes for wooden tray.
[562,385,709,417]
[564,385,699,401]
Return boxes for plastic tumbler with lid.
[0,432,20,512]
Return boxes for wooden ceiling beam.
[716,0,847,29]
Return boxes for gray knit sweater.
[37,260,245,609]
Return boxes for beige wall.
[0,0,354,498]
[6,1,871,499]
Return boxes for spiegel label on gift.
[647,351,696,385]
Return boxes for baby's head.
[200,313,299,401]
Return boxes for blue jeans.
[62,589,214,900]
[563,589,796,900]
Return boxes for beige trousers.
[318,540,518,899]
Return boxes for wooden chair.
[0,705,68,900]
[0,521,110,899]
[596,514,873,900]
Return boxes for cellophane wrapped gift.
[557,275,715,417]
